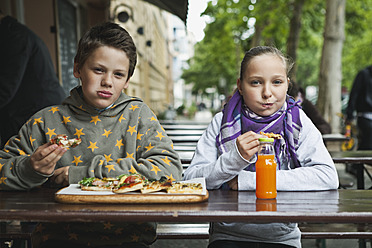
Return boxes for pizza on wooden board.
[140,177,173,193]
[78,173,204,195]
[259,131,282,140]
[112,173,148,193]
[78,177,119,191]
[50,134,82,148]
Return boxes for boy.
[0,22,182,248]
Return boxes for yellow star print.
[106,164,115,172]
[129,165,137,174]
[126,152,134,159]
[136,145,141,151]
[116,158,123,164]
[129,104,139,111]
[87,141,99,152]
[90,116,101,125]
[29,135,36,146]
[149,116,157,121]
[72,156,83,166]
[68,233,78,240]
[103,222,114,230]
[0,162,4,171]
[78,105,86,111]
[145,143,154,152]
[127,125,136,135]
[34,224,45,233]
[49,106,59,113]
[102,129,112,137]
[131,233,140,242]
[18,149,26,156]
[166,174,176,182]
[46,128,57,140]
[74,128,85,138]
[155,131,165,140]
[115,228,124,235]
[115,139,124,149]
[119,114,126,123]
[137,132,144,140]
[161,156,171,166]
[33,117,43,125]
[151,164,161,175]
[62,116,71,125]
[99,160,105,166]
[0,177,6,184]
[104,154,113,162]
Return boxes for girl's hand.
[236,131,262,161]
[51,166,70,186]
[228,176,238,190]
[29,143,67,175]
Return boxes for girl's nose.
[262,84,272,99]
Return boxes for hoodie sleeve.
[0,112,52,191]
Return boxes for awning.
[142,0,188,23]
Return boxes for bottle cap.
[258,137,274,143]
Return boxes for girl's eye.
[250,80,261,85]
[273,80,282,85]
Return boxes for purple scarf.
[216,90,302,168]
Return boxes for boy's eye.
[115,72,125,78]
[94,68,104,73]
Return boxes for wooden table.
[330,150,372,190]
[1,189,372,224]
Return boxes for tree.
[286,0,305,82]
[316,0,345,133]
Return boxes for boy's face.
[237,54,288,117]
[73,46,130,109]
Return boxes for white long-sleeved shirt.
[184,110,339,248]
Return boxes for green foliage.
[182,0,372,96]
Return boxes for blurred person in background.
[345,65,372,150]
[0,9,65,149]
[288,82,332,134]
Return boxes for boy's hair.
[74,22,137,80]
[240,46,294,81]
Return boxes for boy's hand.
[30,143,67,175]
[51,166,70,186]
[236,131,262,161]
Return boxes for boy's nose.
[101,74,113,87]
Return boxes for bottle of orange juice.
[256,137,277,199]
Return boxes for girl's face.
[237,54,289,117]
[73,46,130,109]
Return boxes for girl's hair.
[74,22,137,80]
[239,46,294,81]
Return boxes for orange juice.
[256,154,277,199]
[255,198,277,211]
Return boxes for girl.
[183,46,339,248]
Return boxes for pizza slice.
[259,131,282,140]
[50,134,82,148]
[79,177,119,191]
[166,182,203,194]
[141,177,173,194]
[112,173,148,193]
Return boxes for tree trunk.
[286,0,305,83]
[316,0,345,133]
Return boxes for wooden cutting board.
[55,189,209,204]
